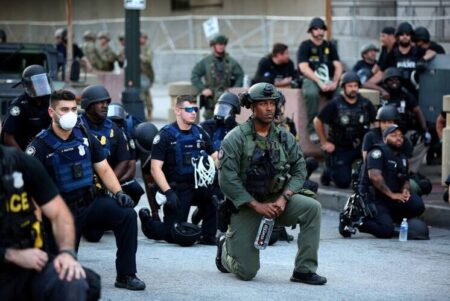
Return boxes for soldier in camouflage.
[96,31,117,72]
[140,32,155,120]
[81,30,102,71]
[191,34,244,119]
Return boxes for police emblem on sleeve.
[340,115,350,125]
[130,139,136,149]
[371,149,382,159]
[153,134,160,144]
[12,171,24,189]
[25,146,36,156]
[10,106,21,116]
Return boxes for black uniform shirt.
[1,93,51,150]
[380,45,426,71]
[253,55,297,84]
[362,128,413,158]
[297,39,340,78]
[151,122,214,185]
[428,41,446,54]
[82,115,130,168]
[27,127,105,203]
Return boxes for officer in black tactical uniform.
[26,90,146,290]
[358,125,425,238]
[139,95,218,246]
[2,65,52,150]
[314,72,376,188]
[0,145,88,300]
[107,103,145,205]
[366,22,436,98]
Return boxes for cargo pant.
[221,193,322,280]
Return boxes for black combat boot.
[215,234,229,273]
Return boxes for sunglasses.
[180,106,199,113]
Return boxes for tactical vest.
[205,54,232,98]
[329,96,371,148]
[239,121,291,201]
[81,115,113,157]
[308,40,332,71]
[362,143,409,196]
[164,124,208,175]
[37,127,94,193]
[0,146,43,249]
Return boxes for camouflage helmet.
[209,34,228,46]
[97,31,110,40]
[83,30,96,41]
[240,83,280,109]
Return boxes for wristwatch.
[282,191,292,202]
[59,249,78,260]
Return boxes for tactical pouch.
[246,148,276,201]
[216,198,238,232]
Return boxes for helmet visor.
[107,104,126,121]
[214,103,233,120]
[25,73,52,97]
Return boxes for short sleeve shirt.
[297,39,340,77]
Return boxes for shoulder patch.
[153,134,160,144]
[25,146,36,156]
[370,149,382,159]
[10,106,21,116]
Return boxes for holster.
[216,197,238,232]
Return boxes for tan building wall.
[0,0,324,21]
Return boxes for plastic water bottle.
[254,217,274,250]
[399,218,408,242]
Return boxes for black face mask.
[224,116,237,129]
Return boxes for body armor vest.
[165,124,208,175]
[81,115,113,157]
[329,96,371,148]
[239,121,291,201]
[0,146,43,249]
[37,127,93,193]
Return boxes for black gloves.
[115,190,134,208]
[164,189,178,211]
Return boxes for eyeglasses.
[180,106,199,113]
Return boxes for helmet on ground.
[382,67,402,84]
[340,71,361,88]
[240,83,280,109]
[376,105,399,121]
[170,222,201,247]
[414,26,430,43]
[209,34,228,46]
[407,217,430,240]
[214,92,240,121]
[21,65,53,98]
[396,22,414,37]
[107,103,126,121]
[307,17,327,33]
[134,122,159,153]
[80,84,111,110]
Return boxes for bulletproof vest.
[239,121,291,201]
[0,146,43,249]
[362,143,409,196]
[205,54,232,98]
[36,127,94,193]
[81,115,113,158]
[329,96,371,148]
[164,124,208,175]
[212,126,227,151]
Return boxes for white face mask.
[55,111,78,131]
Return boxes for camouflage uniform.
[140,44,155,120]
[97,46,117,72]
[82,41,102,70]
[191,53,244,119]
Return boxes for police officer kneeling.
[216,83,326,284]
[26,90,146,290]
[358,125,425,238]
[139,95,219,246]
[0,145,88,300]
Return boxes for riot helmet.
[396,22,414,37]
[21,65,53,98]
[214,92,240,125]
[414,26,430,43]
[340,71,361,88]
[382,67,402,84]
[209,34,228,46]
[376,105,399,121]
[80,84,111,110]
[240,83,280,109]
[134,122,159,153]
[107,103,126,121]
[170,222,201,247]
[407,217,430,240]
[307,17,327,33]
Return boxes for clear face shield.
[107,104,126,121]
[213,103,233,121]
[23,73,53,98]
